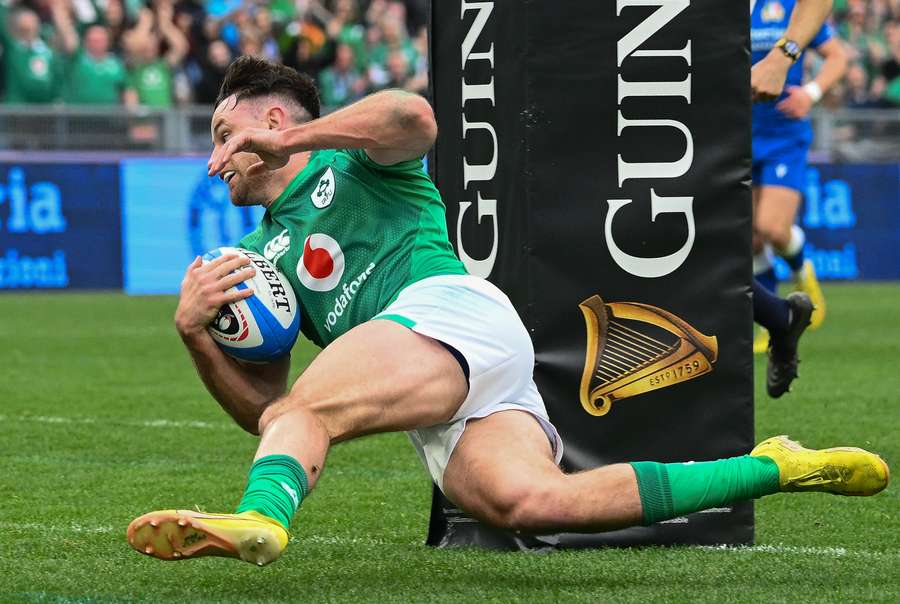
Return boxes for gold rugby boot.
[753,327,770,355]
[751,435,889,496]
[795,260,826,330]
[127,509,288,566]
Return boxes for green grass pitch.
[1,283,898,603]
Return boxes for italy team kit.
[751,0,833,192]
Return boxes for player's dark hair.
[216,56,320,121]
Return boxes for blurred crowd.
[0,0,428,109]
[1,0,899,112]
[824,0,900,108]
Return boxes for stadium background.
[0,0,898,290]
[1,0,899,602]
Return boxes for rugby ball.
[202,247,301,362]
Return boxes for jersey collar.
[267,150,320,214]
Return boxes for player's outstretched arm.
[208,90,436,176]
[281,89,437,166]
[751,0,834,101]
[175,254,290,434]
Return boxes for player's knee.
[257,391,315,434]
[486,481,556,534]
[756,220,790,248]
[257,390,348,441]
[257,397,289,434]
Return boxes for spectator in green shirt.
[2,8,64,103]
[383,49,427,97]
[367,15,418,89]
[318,43,367,108]
[838,3,888,78]
[878,20,900,106]
[331,0,368,72]
[67,25,130,104]
[50,3,131,105]
[122,4,188,108]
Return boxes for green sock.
[236,454,308,529]
[630,455,781,526]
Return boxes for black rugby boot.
[767,292,814,398]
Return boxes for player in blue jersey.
[750,0,846,346]
[751,0,843,395]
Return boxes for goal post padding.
[427,0,753,548]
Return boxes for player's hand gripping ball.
[202,247,301,362]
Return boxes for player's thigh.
[442,410,561,528]
[271,319,468,442]
[755,185,801,245]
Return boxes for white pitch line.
[0,521,116,535]
[0,522,405,546]
[2,522,893,559]
[300,535,400,547]
[700,544,897,560]
[0,414,231,430]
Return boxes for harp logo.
[578,295,718,416]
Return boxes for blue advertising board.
[0,162,121,290]
[774,163,900,281]
[121,158,264,294]
[1,156,895,293]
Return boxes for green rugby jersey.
[238,149,467,348]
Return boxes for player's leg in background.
[753,278,791,335]
[128,319,468,564]
[756,181,826,329]
[753,184,776,353]
[755,184,802,270]
[752,186,815,395]
[752,184,779,295]
[442,410,888,535]
[753,279,814,398]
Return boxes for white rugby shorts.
[374,274,564,492]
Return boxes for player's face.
[211,96,274,206]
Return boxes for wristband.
[803,81,823,103]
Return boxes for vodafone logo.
[297,233,345,291]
